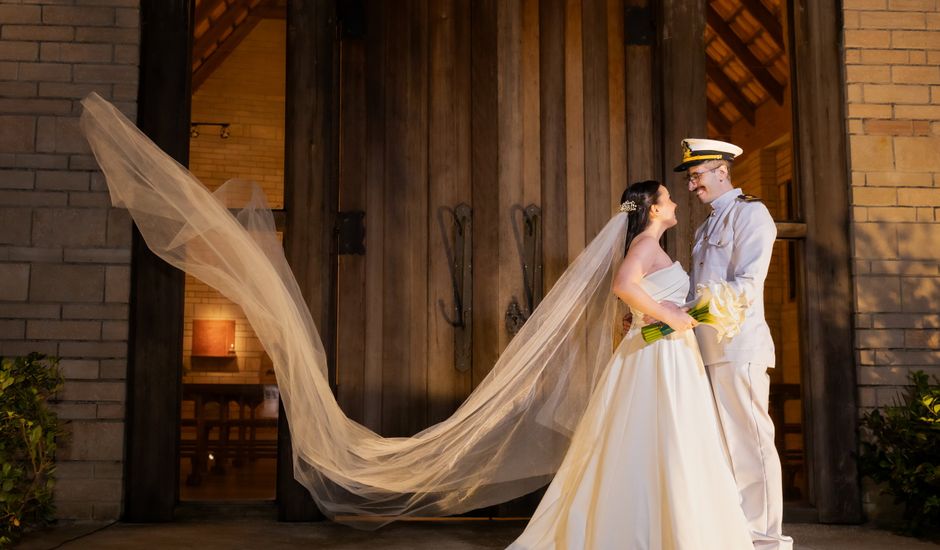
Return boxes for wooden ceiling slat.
[191,0,283,91]
[195,0,227,28]
[707,5,784,104]
[706,57,756,124]
[739,0,784,51]
[193,0,252,63]
[193,15,262,91]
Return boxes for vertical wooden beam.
[790,0,861,524]
[280,0,338,521]
[124,0,191,522]
[657,0,706,269]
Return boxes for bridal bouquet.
[641,281,747,344]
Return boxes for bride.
[80,93,751,548]
[508,180,752,549]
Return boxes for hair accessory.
[619,200,637,213]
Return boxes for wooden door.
[332,0,641,439]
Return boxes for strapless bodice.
[627,262,690,327]
[640,261,689,303]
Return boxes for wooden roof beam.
[195,0,227,25]
[706,57,756,124]
[193,0,255,62]
[707,5,785,104]
[193,14,261,91]
[739,0,784,51]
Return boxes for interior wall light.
[190,122,231,139]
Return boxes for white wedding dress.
[509,262,753,550]
[79,93,753,542]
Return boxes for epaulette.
[736,194,762,203]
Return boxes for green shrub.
[859,370,940,535]
[0,353,63,546]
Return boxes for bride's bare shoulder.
[626,235,661,257]
[624,237,671,273]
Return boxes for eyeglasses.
[686,166,719,184]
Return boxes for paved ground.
[16,519,940,549]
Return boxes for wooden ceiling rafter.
[195,0,227,25]
[194,0,257,59]
[739,0,784,51]
[191,0,285,92]
[193,14,261,91]
[706,56,756,124]
[706,4,785,105]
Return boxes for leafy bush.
[0,353,63,546]
[859,370,940,535]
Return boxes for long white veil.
[80,92,629,525]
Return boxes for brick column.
[0,0,139,521]
[844,0,940,516]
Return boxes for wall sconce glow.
[192,319,237,357]
[190,121,231,139]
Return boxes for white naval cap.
[673,138,743,172]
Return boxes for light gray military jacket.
[690,188,776,367]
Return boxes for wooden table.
[181,383,275,486]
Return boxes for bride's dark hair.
[621,179,663,255]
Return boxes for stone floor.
[16,519,940,550]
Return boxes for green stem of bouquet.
[641,303,713,343]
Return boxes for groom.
[674,138,793,550]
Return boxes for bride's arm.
[612,240,697,332]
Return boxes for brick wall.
[0,0,139,520]
[844,0,940,404]
[843,0,940,516]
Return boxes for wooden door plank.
[581,0,611,241]
[427,0,473,423]
[522,0,542,209]
[362,0,387,433]
[406,0,430,437]
[470,0,500,385]
[381,0,430,436]
[539,0,568,289]
[451,0,473,403]
[624,0,655,184]
[607,0,627,212]
[336,31,367,424]
[497,0,525,353]
[564,0,586,259]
